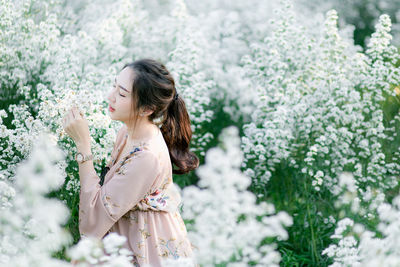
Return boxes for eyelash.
[113,85,125,97]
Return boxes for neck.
[125,118,158,143]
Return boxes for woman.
[63,59,199,266]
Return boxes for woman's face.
[107,67,135,123]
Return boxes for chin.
[108,113,117,120]
[109,114,125,123]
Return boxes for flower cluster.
[241,1,400,200]
[296,0,400,47]
[67,233,135,266]
[323,172,400,267]
[179,126,292,266]
[0,131,137,266]
[0,132,72,266]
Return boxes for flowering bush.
[180,126,292,266]
[68,233,135,266]
[183,0,281,122]
[241,1,400,264]
[0,132,137,266]
[242,3,400,193]
[1,0,400,266]
[322,172,400,267]
[296,0,400,47]
[0,131,71,266]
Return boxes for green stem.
[304,181,319,265]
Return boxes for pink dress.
[78,124,197,266]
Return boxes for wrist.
[75,152,93,162]
[76,143,91,154]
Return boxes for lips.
[109,105,115,112]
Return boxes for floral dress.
[78,124,198,266]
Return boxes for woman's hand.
[62,106,91,148]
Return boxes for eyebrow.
[115,77,130,93]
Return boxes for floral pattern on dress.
[133,251,146,261]
[101,194,121,219]
[115,147,144,175]
[137,240,145,249]
[143,189,169,210]
[155,237,187,259]
[159,176,172,190]
[131,181,182,213]
[122,211,139,224]
[111,139,150,176]
[139,228,152,239]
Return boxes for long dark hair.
[121,59,199,174]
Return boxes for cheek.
[117,98,131,112]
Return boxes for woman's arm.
[76,142,97,189]
[78,149,161,240]
[63,107,161,239]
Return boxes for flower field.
[1,0,400,266]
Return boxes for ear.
[140,107,154,117]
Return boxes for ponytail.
[160,95,199,174]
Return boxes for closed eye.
[113,84,126,97]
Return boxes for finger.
[68,109,75,122]
[76,106,84,117]
[77,107,84,118]
[63,115,68,126]
[71,107,79,119]
[73,106,84,119]
[69,107,76,119]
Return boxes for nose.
[107,86,117,103]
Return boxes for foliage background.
[1,0,400,266]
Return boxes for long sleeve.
[78,149,161,240]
